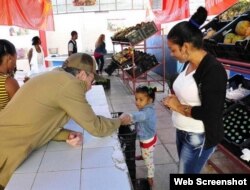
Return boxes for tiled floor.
[102,70,250,190]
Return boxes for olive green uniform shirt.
[0,70,121,187]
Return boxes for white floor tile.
[83,132,117,148]
[5,173,36,190]
[82,147,114,168]
[32,170,80,190]
[91,105,111,117]
[46,141,81,152]
[15,150,44,174]
[81,167,132,190]
[38,149,81,172]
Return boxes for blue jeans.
[176,129,216,173]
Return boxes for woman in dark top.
[163,7,227,173]
[94,34,107,74]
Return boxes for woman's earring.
[183,50,189,60]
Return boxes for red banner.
[153,0,190,24]
[205,0,238,15]
[0,0,54,31]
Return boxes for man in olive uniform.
[0,53,122,189]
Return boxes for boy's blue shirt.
[131,103,157,141]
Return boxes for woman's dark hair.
[0,39,16,64]
[167,6,207,49]
[32,36,41,45]
[189,6,208,28]
[136,86,157,102]
[167,21,203,49]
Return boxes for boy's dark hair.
[136,86,157,102]
[0,39,16,64]
[189,6,208,28]
[71,31,78,37]
[32,36,40,45]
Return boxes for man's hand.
[119,113,132,125]
[23,76,30,83]
[66,131,83,147]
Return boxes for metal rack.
[208,58,250,173]
[111,31,166,94]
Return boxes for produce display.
[111,21,158,45]
[203,0,250,39]
[112,47,134,64]
[203,9,250,61]
[105,48,159,78]
[223,103,250,147]
[223,20,250,44]
[219,0,250,22]
[222,75,250,152]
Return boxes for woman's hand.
[66,131,83,147]
[163,94,181,111]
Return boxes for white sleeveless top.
[30,45,45,74]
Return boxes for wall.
[45,10,146,55]
[153,0,206,78]
[0,25,39,72]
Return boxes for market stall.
[203,0,250,173]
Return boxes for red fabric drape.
[0,0,54,31]
[151,0,190,31]
[205,0,238,15]
[39,31,48,67]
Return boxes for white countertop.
[44,55,68,62]
[44,55,98,69]
[5,85,132,190]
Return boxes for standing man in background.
[68,31,78,56]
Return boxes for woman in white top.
[28,36,45,74]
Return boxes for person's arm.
[191,64,227,121]
[120,110,148,125]
[28,48,33,70]
[102,42,107,54]
[27,48,33,69]
[68,42,73,56]
[58,79,121,137]
[52,128,83,147]
[5,77,20,99]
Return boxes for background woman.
[163,7,227,173]
[94,34,107,74]
[0,39,20,111]
[27,36,46,74]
